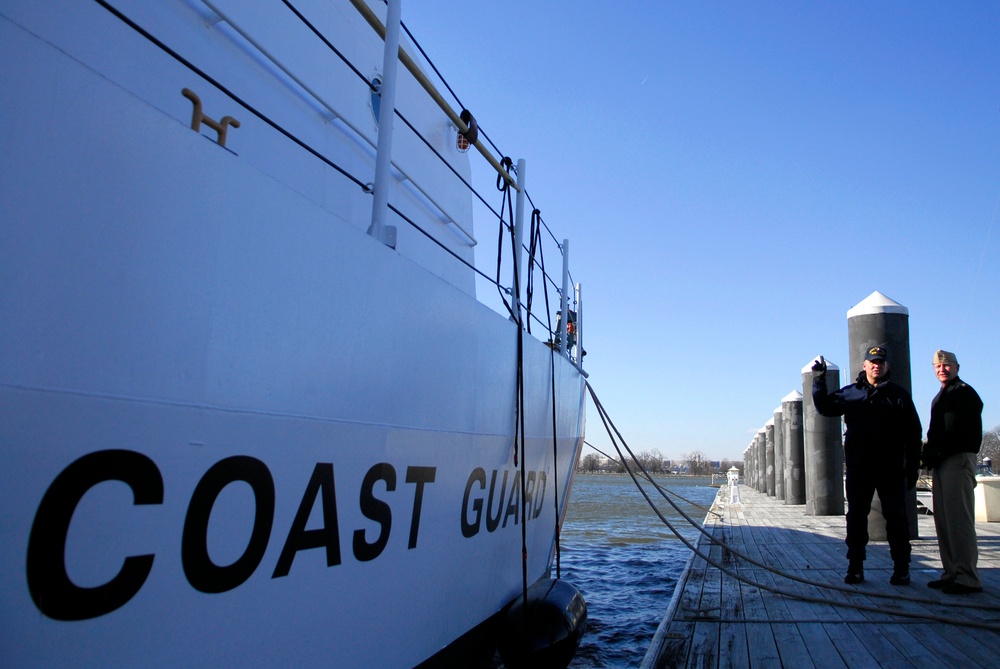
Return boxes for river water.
[557,474,720,668]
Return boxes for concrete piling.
[756,430,767,492]
[847,291,912,392]
[743,446,750,489]
[765,419,776,496]
[781,390,805,505]
[802,359,845,516]
[773,407,784,501]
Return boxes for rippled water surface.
[557,474,720,668]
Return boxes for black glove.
[811,356,827,374]
[921,443,940,471]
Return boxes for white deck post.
[369,0,402,246]
[512,158,527,325]
[559,239,570,356]
[574,282,583,364]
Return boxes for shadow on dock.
[643,485,1000,669]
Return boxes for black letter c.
[26,449,163,621]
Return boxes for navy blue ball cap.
[864,346,887,362]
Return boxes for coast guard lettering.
[26,450,546,620]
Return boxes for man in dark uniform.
[921,349,984,594]
[811,346,922,585]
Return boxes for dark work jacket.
[926,376,983,461]
[812,372,922,478]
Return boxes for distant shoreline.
[574,471,716,478]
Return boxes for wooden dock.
[642,484,1000,668]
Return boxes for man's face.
[935,362,958,385]
[864,358,888,384]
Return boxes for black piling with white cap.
[745,444,751,489]
[846,291,918,539]
[847,291,912,391]
[802,359,845,516]
[765,419,776,496]
[773,406,785,501]
[756,430,767,492]
[781,390,805,505]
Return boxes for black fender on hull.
[497,578,587,669]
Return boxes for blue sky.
[402,1,999,461]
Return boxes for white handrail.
[348,0,517,190]
[199,0,477,246]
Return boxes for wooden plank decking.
[642,484,1000,668]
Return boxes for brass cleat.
[182,88,240,148]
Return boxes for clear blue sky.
[402,1,999,462]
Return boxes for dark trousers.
[844,465,910,566]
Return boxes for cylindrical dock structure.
[781,390,805,505]
[846,290,919,539]
[802,359,845,516]
[743,446,751,489]
[847,291,912,392]
[765,419,776,496]
[773,406,785,501]
[756,430,767,492]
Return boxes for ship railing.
[198,0,477,246]
[354,0,587,372]
[193,0,584,371]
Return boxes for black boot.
[844,561,864,584]
[890,564,910,586]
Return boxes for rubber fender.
[497,577,588,669]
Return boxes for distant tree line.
[578,423,999,476]
[577,448,742,475]
[981,424,1000,470]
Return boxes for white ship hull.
[0,1,587,666]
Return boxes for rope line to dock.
[586,383,1000,631]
